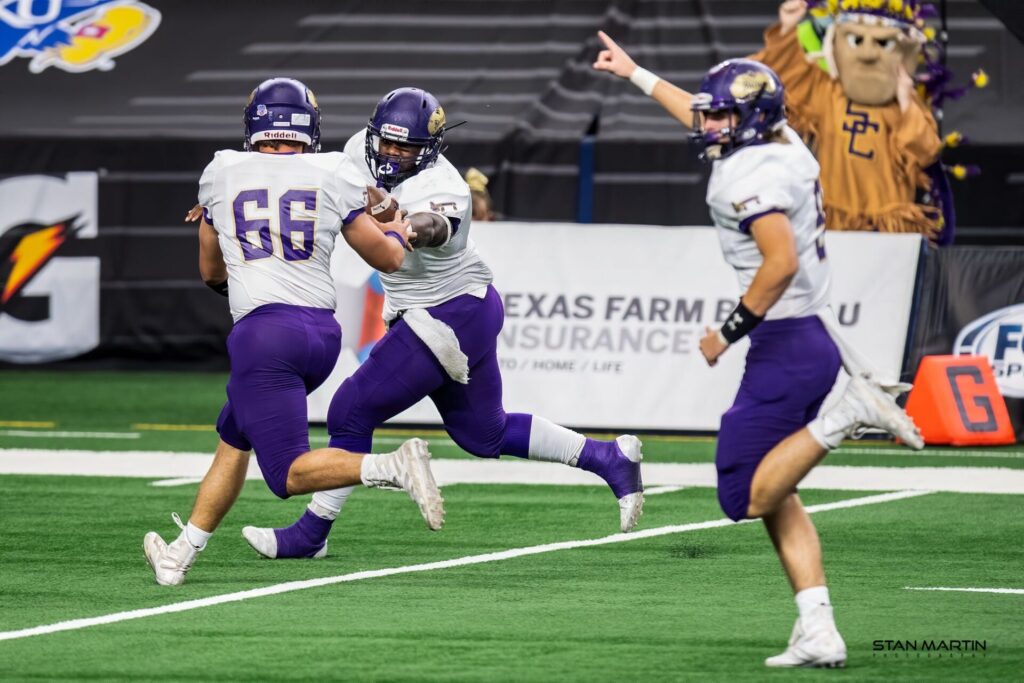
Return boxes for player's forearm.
[366,236,406,273]
[742,258,797,317]
[198,220,227,285]
[621,64,695,129]
[407,212,452,248]
[343,213,406,273]
[649,79,696,129]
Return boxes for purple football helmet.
[365,87,446,189]
[243,77,321,152]
[690,59,786,160]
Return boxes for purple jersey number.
[280,189,316,261]
[233,189,317,262]
[233,189,273,260]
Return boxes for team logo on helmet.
[428,107,446,136]
[729,71,777,101]
[0,0,161,74]
[306,88,318,109]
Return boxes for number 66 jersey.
[198,150,367,322]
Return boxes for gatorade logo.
[954,304,1024,398]
[0,173,100,363]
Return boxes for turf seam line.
[0,489,933,643]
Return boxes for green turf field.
[1,371,1022,680]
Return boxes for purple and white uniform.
[707,127,841,521]
[331,131,517,457]
[262,132,641,557]
[199,150,367,498]
[345,130,493,319]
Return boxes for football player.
[144,78,445,587]
[240,87,644,562]
[594,33,924,668]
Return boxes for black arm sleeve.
[206,279,229,297]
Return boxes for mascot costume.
[752,0,983,243]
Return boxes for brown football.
[365,185,399,223]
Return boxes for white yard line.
[644,485,688,496]
[2,428,1016,459]
[2,449,1024,494]
[904,587,1024,595]
[150,477,203,487]
[0,490,933,643]
[0,431,140,440]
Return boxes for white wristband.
[436,213,453,247]
[629,66,661,96]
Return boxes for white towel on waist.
[402,308,470,384]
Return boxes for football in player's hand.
[365,185,399,223]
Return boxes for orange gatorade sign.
[905,355,1015,445]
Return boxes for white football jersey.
[198,150,367,321]
[706,126,831,320]
[344,131,493,320]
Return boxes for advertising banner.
[309,224,922,431]
[0,172,100,363]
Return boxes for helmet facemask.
[364,129,443,189]
[690,61,787,162]
[363,87,447,190]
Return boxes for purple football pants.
[715,315,841,521]
[327,285,532,458]
[216,303,341,499]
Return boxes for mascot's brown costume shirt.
[752,24,942,236]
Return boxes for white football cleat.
[765,607,847,668]
[143,515,200,586]
[240,525,329,560]
[361,438,445,531]
[615,435,644,533]
[842,375,924,450]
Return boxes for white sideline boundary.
[905,587,1024,595]
[0,490,932,643]
[0,430,141,440]
[2,449,1024,494]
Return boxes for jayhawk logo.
[0,0,161,74]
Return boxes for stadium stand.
[2,0,1022,232]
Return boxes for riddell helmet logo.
[955,303,1024,398]
[0,0,161,74]
[380,123,410,141]
[0,173,100,363]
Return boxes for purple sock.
[577,438,641,499]
[272,509,333,558]
[500,413,532,458]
